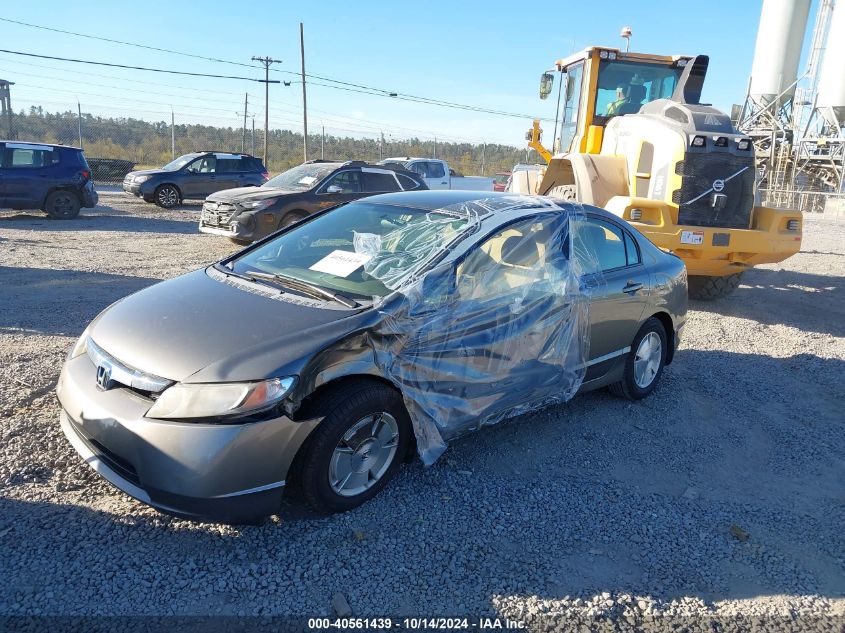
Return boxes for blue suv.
[0,141,98,219]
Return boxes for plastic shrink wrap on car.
[356,197,601,465]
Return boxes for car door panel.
[574,216,650,381]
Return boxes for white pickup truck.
[379,157,494,191]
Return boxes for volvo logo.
[96,363,113,390]
[712,179,725,192]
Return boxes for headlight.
[134,175,151,183]
[67,329,90,360]
[239,199,275,211]
[145,377,295,420]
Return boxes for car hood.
[88,268,365,384]
[206,186,299,203]
[126,169,169,178]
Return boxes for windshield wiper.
[245,270,359,308]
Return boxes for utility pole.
[171,108,176,159]
[481,142,486,176]
[300,23,308,162]
[241,93,249,152]
[433,137,437,158]
[251,55,282,166]
[77,101,83,149]
[379,131,384,161]
[321,124,325,159]
[251,116,256,156]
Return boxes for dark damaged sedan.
[58,191,687,523]
[198,160,427,244]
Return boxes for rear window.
[363,171,400,193]
[2,144,58,168]
[216,158,242,173]
[397,173,421,190]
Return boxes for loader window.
[594,60,683,122]
[558,62,584,153]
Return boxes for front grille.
[674,154,754,228]
[201,202,237,227]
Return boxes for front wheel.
[688,273,743,300]
[44,191,81,219]
[279,211,307,230]
[154,184,181,208]
[609,317,667,400]
[295,381,412,514]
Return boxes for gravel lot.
[1,193,843,627]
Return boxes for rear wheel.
[154,184,181,208]
[44,191,81,219]
[294,381,412,514]
[609,317,667,400]
[688,273,743,300]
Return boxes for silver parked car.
[57,191,687,523]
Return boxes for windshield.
[230,201,474,299]
[162,153,202,171]
[264,163,339,191]
[595,60,683,119]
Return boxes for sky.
[0,0,820,147]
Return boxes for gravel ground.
[1,194,843,628]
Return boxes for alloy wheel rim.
[159,188,177,206]
[634,331,662,388]
[329,412,400,497]
[55,194,74,215]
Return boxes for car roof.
[356,190,626,223]
[0,140,81,150]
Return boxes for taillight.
[80,170,90,181]
[261,171,269,180]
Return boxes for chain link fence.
[4,104,528,183]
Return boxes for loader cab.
[545,48,691,154]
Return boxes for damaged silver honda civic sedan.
[57,190,686,522]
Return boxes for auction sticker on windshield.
[680,230,704,245]
[309,250,373,277]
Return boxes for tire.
[294,380,412,514]
[154,184,181,208]
[279,211,307,230]
[688,273,743,300]
[547,184,578,201]
[609,317,667,400]
[44,191,81,219]
[229,238,252,246]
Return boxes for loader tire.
[547,184,578,201]
[688,273,743,300]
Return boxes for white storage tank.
[816,0,845,125]
[749,0,812,105]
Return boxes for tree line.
[10,107,533,176]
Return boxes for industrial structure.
[738,0,845,213]
[1,78,14,140]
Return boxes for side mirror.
[325,185,342,194]
[539,72,555,100]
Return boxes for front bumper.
[199,202,258,241]
[56,352,318,523]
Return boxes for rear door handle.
[623,280,643,294]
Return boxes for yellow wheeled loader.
[526,48,802,299]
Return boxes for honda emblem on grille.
[96,363,113,390]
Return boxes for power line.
[0,48,263,82]
[0,18,549,120]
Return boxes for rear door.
[423,160,449,189]
[572,214,650,378]
[0,142,5,206]
[213,155,245,191]
[1,143,57,208]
